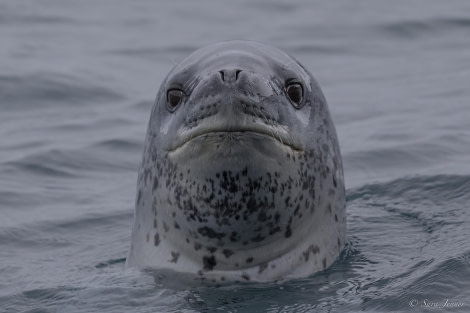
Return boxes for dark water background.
[1,1,470,312]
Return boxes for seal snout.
[170,66,305,151]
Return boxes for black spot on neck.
[198,226,226,240]
[170,251,180,263]
[207,246,217,253]
[203,255,217,270]
[154,233,160,246]
[223,249,234,258]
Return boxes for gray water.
[1,1,470,312]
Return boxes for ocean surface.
[1,1,470,312]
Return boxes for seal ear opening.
[285,81,304,109]
[167,89,185,111]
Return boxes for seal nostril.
[219,70,225,82]
[235,69,242,81]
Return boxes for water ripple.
[0,72,125,110]
[380,17,470,39]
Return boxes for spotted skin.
[126,41,346,282]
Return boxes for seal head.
[126,41,345,282]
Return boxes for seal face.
[126,41,346,282]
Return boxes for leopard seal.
[126,40,346,282]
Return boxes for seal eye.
[167,89,184,111]
[286,82,304,108]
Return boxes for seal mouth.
[167,127,303,152]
